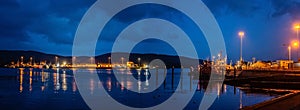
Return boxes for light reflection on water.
[0,68,280,110]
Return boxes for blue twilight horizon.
[1,0,300,61]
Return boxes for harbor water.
[0,68,282,110]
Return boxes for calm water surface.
[0,68,280,110]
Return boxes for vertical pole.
[240,36,243,62]
[297,29,299,61]
[190,71,192,91]
[164,67,166,89]
[288,46,291,60]
[108,57,111,64]
[172,66,174,89]
[199,66,202,91]
[156,68,158,87]
[180,66,183,91]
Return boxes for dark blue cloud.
[1,0,300,61]
[203,0,262,17]
[0,0,95,52]
[271,0,300,19]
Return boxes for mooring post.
[164,67,166,89]
[156,68,158,87]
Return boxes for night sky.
[1,0,300,61]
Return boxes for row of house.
[238,60,298,70]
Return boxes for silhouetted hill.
[0,50,69,66]
[0,50,203,68]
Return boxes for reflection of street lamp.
[238,31,245,62]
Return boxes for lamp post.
[292,41,299,61]
[238,31,245,62]
[121,57,124,65]
[55,56,58,64]
[73,57,76,63]
[72,57,76,67]
[30,57,33,66]
[288,46,291,60]
[20,56,24,65]
[108,57,111,64]
[295,24,300,60]
[90,57,93,64]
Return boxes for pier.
[225,69,300,90]
[242,92,300,110]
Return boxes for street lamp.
[121,57,124,65]
[55,56,58,64]
[90,57,93,64]
[138,57,141,67]
[72,57,76,67]
[30,57,33,66]
[72,57,76,62]
[20,56,24,65]
[238,31,245,62]
[108,57,111,64]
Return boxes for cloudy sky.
[1,0,300,61]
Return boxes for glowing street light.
[238,31,245,62]
[63,61,67,66]
[293,41,299,47]
[238,31,245,37]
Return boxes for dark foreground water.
[0,68,280,110]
